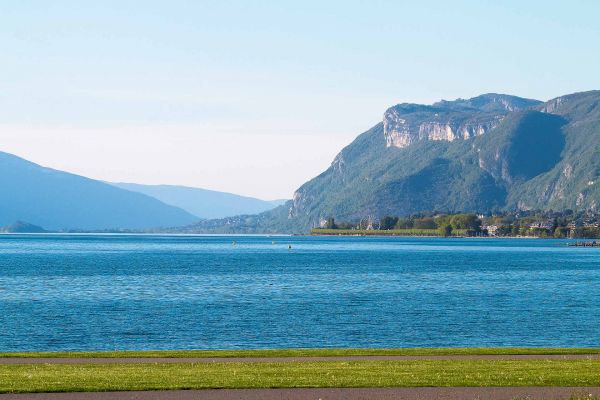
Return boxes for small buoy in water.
[288,244,292,249]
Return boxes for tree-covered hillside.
[182,91,600,233]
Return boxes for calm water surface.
[0,234,599,351]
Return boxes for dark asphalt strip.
[3,387,600,400]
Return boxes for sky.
[1,1,600,199]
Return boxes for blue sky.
[1,0,599,198]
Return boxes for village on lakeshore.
[312,210,600,239]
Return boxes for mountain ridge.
[181,90,600,233]
[0,151,198,230]
[112,182,286,219]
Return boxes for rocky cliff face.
[384,113,504,147]
[383,94,539,149]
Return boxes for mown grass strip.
[2,347,600,359]
[1,359,600,393]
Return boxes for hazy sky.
[2,1,600,199]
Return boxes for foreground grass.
[2,359,600,393]
[3,347,600,358]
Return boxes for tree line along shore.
[311,210,600,238]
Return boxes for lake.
[0,234,599,352]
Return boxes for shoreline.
[1,232,598,240]
[4,347,600,358]
[309,233,576,239]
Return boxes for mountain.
[180,91,600,233]
[112,182,286,219]
[0,152,198,230]
[0,221,47,233]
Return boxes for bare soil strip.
[2,354,600,364]
[2,387,600,400]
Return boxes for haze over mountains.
[112,182,286,219]
[3,90,600,233]
[0,151,198,230]
[184,90,600,233]
[0,152,282,231]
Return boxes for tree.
[325,217,337,229]
[439,224,453,237]
[395,218,414,229]
[414,217,437,229]
[380,216,399,230]
[496,224,512,236]
[511,224,521,236]
[554,227,568,238]
[450,214,482,232]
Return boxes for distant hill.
[112,182,286,219]
[0,221,47,233]
[267,199,288,207]
[0,152,198,230]
[180,91,600,233]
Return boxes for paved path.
[1,354,600,364]
[3,387,600,400]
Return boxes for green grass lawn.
[3,347,600,358]
[2,359,600,393]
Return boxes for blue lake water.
[0,234,599,351]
